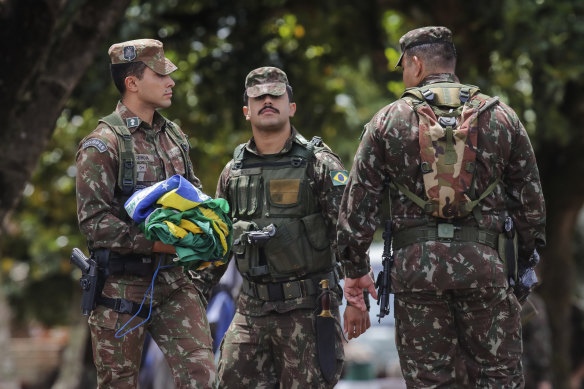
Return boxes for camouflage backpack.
[397,82,500,219]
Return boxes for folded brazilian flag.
[124,175,212,223]
[124,175,232,269]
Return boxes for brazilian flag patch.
[330,170,349,186]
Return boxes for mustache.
[259,106,280,115]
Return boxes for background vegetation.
[1,0,583,387]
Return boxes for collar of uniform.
[115,101,167,133]
[245,127,297,156]
[417,73,459,87]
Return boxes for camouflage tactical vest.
[99,112,193,195]
[398,82,500,219]
[229,135,335,282]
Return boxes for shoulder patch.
[330,170,349,186]
[82,138,108,153]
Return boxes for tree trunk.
[539,164,584,389]
[0,0,132,231]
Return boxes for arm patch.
[82,138,108,153]
[330,170,349,186]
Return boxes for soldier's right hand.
[152,241,176,254]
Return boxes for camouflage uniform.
[76,39,216,389]
[214,67,346,388]
[337,27,546,388]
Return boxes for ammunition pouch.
[393,223,499,251]
[241,270,337,302]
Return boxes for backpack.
[396,82,500,219]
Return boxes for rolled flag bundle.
[124,175,232,270]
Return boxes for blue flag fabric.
[124,175,211,223]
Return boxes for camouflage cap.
[108,39,177,75]
[245,67,289,98]
[395,26,453,68]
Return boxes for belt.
[393,224,499,251]
[242,271,336,302]
[108,253,177,276]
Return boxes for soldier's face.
[133,67,175,109]
[243,93,296,132]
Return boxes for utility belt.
[392,223,499,251]
[100,253,176,318]
[242,270,337,302]
[107,252,177,277]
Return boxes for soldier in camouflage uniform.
[338,27,546,387]
[76,39,216,388]
[214,67,369,388]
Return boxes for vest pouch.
[231,220,259,276]
[301,212,330,251]
[262,219,305,277]
[262,213,333,278]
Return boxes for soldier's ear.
[125,76,139,92]
[243,106,250,120]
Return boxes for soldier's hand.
[343,305,371,340]
[344,273,377,311]
[152,241,176,254]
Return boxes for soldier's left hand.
[343,305,371,340]
[344,273,377,311]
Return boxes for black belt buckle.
[267,283,284,301]
[114,298,134,315]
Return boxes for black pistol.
[375,220,394,323]
[244,224,276,245]
[70,248,98,316]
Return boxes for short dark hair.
[243,84,294,104]
[406,41,457,72]
[110,61,148,94]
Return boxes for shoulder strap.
[99,112,135,195]
[164,120,193,182]
[402,83,481,109]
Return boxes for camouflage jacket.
[76,101,200,256]
[337,73,546,292]
[215,127,346,315]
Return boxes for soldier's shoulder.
[368,99,413,129]
[78,123,119,154]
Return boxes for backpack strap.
[99,112,135,196]
[164,120,194,182]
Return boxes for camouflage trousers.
[88,267,216,388]
[217,308,344,388]
[394,287,523,388]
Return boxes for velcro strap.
[98,296,150,319]
[393,225,499,251]
[242,271,336,302]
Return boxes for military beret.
[245,67,289,98]
[108,39,177,75]
[395,26,454,68]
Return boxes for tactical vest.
[229,135,335,283]
[396,82,501,220]
[99,112,193,195]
